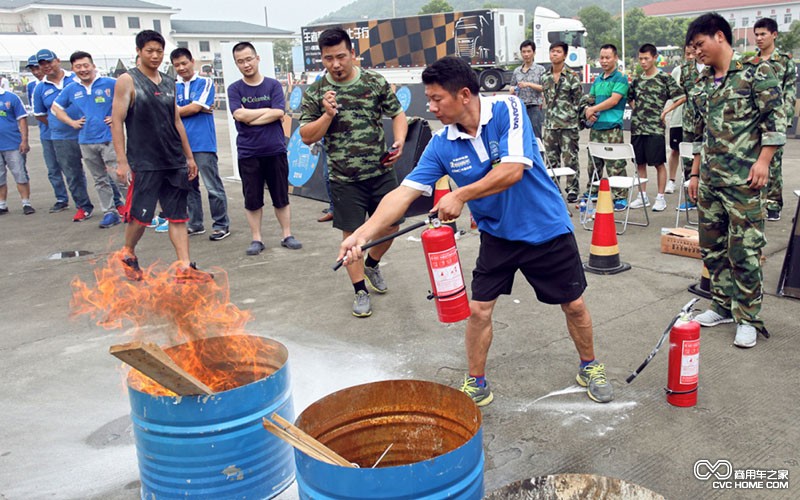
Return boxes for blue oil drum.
[294,379,484,499]
[126,335,295,499]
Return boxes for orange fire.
[71,250,272,396]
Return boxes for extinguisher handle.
[332,219,430,271]
[680,298,701,317]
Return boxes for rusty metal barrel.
[293,379,484,499]
[126,335,295,499]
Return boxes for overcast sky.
[166,0,354,32]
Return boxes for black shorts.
[126,168,190,225]
[330,171,402,233]
[471,231,587,304]
[238,154,290,211]
[632,134,667,166]
[668,127,683,151]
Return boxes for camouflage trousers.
[588,127,627,200]
[698,183,766,329]
[543,127,580,194]
[765,147,784,211]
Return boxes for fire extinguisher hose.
[625,298,700,384]
[332,218,435,271]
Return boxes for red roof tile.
[643,0,797,16]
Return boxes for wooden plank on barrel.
[109,341,214,395]
[271,414,354,467]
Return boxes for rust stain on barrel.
[295,380,481,468]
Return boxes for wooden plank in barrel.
[109,341,214,396]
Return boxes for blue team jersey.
[26,80,36,106]
[175,73,216,153]
[26,80,46,138]
[53,76,115,144]
[32,71,80,141]
[0,89,28,151]
[403,95,572,245]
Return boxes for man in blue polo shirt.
[53,51,124,228]
[28,53,67,213]
[584,44,629,210]
[25,55,43,110]
[0,84,33,215]
[338,56,614,407]
[32,48,94,221]
[171,47,230,241]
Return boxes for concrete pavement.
[0,112,798,499]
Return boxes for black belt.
[526,104,540,108]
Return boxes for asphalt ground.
[0,112,798,499]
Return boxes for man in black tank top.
[111,30,208,281]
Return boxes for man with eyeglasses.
[227,41,301,256]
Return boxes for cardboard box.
[661,228,701,259]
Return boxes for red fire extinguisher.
[422,221,470,323]
[626,298,700,408]
[666,317,701,407]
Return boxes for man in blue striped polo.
[32,48,94,221]
[171,47,230,241]
[53,50,124,228]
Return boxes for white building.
[171,20,294,68]
[0,0,295,72]
[0,0,176,36]
[643,0,800,48]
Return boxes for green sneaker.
[576,361,614,403]
[460,375,494,407]
[364,264,387,294]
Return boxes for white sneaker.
[652,197,667,212]
[693,309,734,327]
[734,324,757,348]
[664,180,676,194]
[629,194,650,209]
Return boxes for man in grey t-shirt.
[510,39,546,138]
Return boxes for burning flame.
[71,250,274,396]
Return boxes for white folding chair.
[676,142,698,228]
[584,142,649,234]
[537,137,575,215]
[537,137,577,180]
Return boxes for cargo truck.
[300,8,589,91]
[301,9,525,92]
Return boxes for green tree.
[418,0,453,15]
[273,40,294,74]
[578,5,620,58]
[777,20,800,54]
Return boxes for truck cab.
[532,7,588,71]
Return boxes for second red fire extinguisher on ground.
[666,316,701,407]
[422,220,470,324]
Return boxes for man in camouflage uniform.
[677,44,706,211]
[541,41,583,203]
[754,17,796,221]
[628,44,683,212]
[686,13,786,348]
[299,27,407,318]
[585,44,629,209]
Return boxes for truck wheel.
[480,70,504,92]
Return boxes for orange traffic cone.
[688,264,712,299]
[583,178,631,275]
[434,176,458,233]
